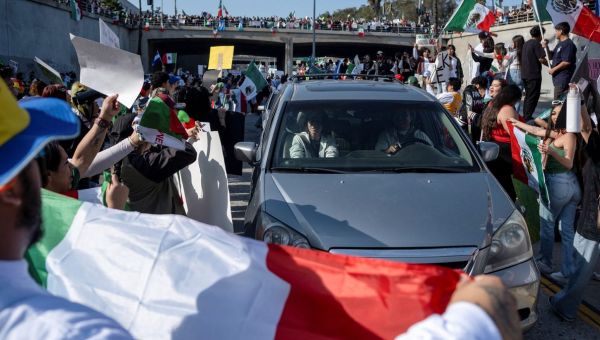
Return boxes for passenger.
[289,113,338,158]
[376,111,433,154]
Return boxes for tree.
[368,0,382,17]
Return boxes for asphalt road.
[228,114,600,338]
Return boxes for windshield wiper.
[361,166,471,173]
[271,167,348,174]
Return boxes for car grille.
[329,247,477,270]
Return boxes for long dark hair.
[545,103,567,140]
[513,35,525,66]
[481,84,521,141]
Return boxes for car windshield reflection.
[271,100,478,172]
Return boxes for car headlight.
[260,213,311,249]
[484,210,533,273]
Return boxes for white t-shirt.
[0,260,132,340]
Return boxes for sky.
[127,0,368,17]
[126,0,526,17]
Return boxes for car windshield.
[270,100,479,172]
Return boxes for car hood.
[264,172,514,250]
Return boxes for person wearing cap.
[0,80,132,339]
[150,71,179,98]
[542,22,577,100]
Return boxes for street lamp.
[311,0,316,67]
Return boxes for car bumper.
[488,258,540,331]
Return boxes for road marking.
[541,277,600,330]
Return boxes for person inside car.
[289,113,338,158]
[375,111,433,154]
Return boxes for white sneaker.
[550,271,569,285]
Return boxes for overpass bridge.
[142,27,416,74]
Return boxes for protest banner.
[28,189,461,339]
[178,132,233,232]
[34,57,64,85]
[99,18,120,49]
[429,51,451,84]
[208,46,235,70]
[70,34,143,108]
[415,34,437,47]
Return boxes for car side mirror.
[234,142,258,164]
[477,141,499,162]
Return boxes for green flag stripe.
[245,62,267,91]
[444,0,478,31]
[533,0,552,22]
[26,189,83,287]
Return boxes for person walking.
[521,26,547,122]
[543,22,577,100]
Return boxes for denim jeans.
[508,68,523,114]
[539,171,582,277]
[552,232,600,319]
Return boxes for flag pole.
[531,0,551,68]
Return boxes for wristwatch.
[95,117,112,130]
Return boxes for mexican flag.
[26,190,461,339]
[70,0,82,21]
[165,53,177,64]
[533,0,600,43]
[137,95,188,150]
[509,124,550,205]
[444,0,497,33]
[239,61,267,101]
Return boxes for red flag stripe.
[573,6,600,44]
[266,244,461,339]
[508,122,528,185]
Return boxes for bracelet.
[95,118,111,130]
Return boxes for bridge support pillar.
[285,38,294,75]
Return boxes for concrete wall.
[0,0,134,77]
[447,21,600,101]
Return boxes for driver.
[289,113,338,158]
[375,111,433,154]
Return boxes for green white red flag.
[26,190,462,339]
[532,0,600,43]
[137,95,188,150]
[509,124,550,205]
[70,0,82,21]
[240,61,267,101]
[444,0,497,33]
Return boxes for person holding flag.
[542,22,577,100]
[509,100,581,283]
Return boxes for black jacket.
[578,131,600,242]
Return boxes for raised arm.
[507,117,558,138]
[70,94,120,175]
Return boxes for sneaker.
[549,296,575,322]
[536,260,553,275]
[550,271,569,285]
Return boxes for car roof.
[289,80,436,102]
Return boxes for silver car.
[235,80,539,329]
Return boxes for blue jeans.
[552,232,600,319]
[508,68,524,114]
[539,172,581,277]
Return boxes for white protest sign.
[416,34,437,47]
[197,65,205,76]
[99,19,120,49]
[430,51,451,84]
[70,34,143,108]
[178,132,233,232]
[34,56,63,84]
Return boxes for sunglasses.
[551,99,564,106]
